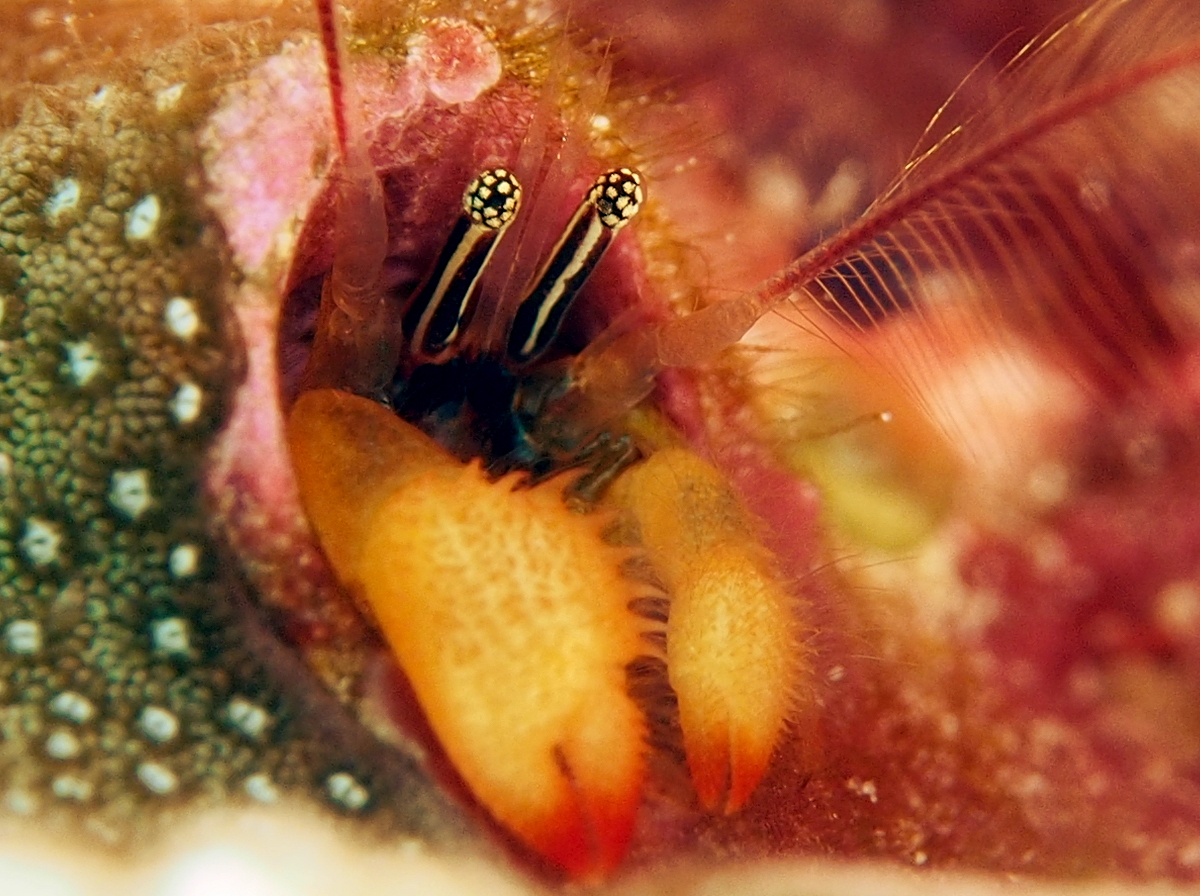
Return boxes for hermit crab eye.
[506,167,644,365]
[402,167,523,364]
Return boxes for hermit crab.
[284,1,809,875]
[283,0,1200,878]
[5,0,1200,891]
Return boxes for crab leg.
[609,448,811,813]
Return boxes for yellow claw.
[287,389,647,879]
[610,447,809,813]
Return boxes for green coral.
[0,73,280,841]
[0,62,450,846]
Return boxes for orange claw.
[287,389,647,879]
[610,448,809,813]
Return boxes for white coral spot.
[4,788,37,816]
[51,775,93,801]
[136,761,179,795]
[109,469,153,520]
[125,194,161,241]
[170,381,203,424]
[243,773,280,804]
[44,178,81,223]
[138,706,180,743]
[155,83,186,112]
[20,518,61,567]
[5,620,41,655]
[44,730,82,760]
[164,297,200,341]
[325,772,368,811]
[151,617,191,656]
[49,691,95,724]
[168,543,200,579]
[64,340,101,387]
[407,18,502,105]
[226,697,269,740]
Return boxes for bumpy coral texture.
[0,78,285,836]
[0,29,461,847]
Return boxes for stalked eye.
[506,167,644,365]
[402,167,523,364]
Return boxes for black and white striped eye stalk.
[506,167,644,365]
[402,167,523,362]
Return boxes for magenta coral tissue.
[4,0,1200,893]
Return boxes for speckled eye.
[402,167,523,363]
[506,167,644,365]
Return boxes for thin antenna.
[316,0,351,158]
[301,0,392,397]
